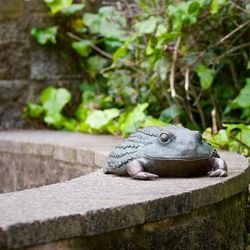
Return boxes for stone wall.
[0,130,249,249]
[0,0,107,129]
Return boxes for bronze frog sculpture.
[104,125,228,180]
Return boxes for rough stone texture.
[0,0,97,129]
[0,131,249,249]
[25,192,247,250]
[0,152,95,194]
[0,131,121,193]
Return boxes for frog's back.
[105,126,162,174]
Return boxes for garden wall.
[0,130,249,249]
[0,0,108,129]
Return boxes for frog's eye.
[159,133,171,143]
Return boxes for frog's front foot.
[207,157,228,177]
[133,172,159,180]
[127,159,159,180]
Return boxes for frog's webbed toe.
[127,159,159,180]
[208,157,228,177]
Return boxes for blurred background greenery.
[24,0,250,156]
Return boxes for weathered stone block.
[53,145,77,163]
[76,148,94,166]
[0,0,25,18]
[30,45,82,81]
[94,151,107,168]
[0,43,30,80]
[0,153,15,193]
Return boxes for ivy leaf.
[212,129,229,148]
[211,0,227,15]
[135,16,158,35]
[188,1,200,14]
[83,7,127,40]
[160,104,182,122]
[44,113,65,128]
[232,78,250,108]
[62,118,79,131]
[113,34,137,62]
[196,64,216,90]
[87,56,108,78]
[72,40,93,57]
[75,103,91,122]
[78,122,90,132]
[61,4,85,15]
[31,26,58,45]
[120,103,149,137]
[86,108,120,130]
[140,116,167,128]
[44,0,72,15]
[113,46,127,62]
[40,87,71,116]
[153,57,170,81]
[83,13,101,34]
[26,102,44,118]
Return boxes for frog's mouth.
[145,152,213,161]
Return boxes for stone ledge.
[0,130,121,167]
[0,130,249,249]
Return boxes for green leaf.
[196,64,216,90]
[213,129,229,148]
[83,7,127,40]
[78,122,90,133]
[26,102,44,118]
[120,103,149,137]
[153,57,170,81]
[83,13,101,33]
[87,56,108,78]
[160,105,182,122]
[72,40,93,57]
[61,3,84,15]
[113,46,127,62]
[31,26,58,45]
[113,34,137,62]
[232,79,250,108]
[44,0,72,14]
[45,0,72,14]
[75,103,91,122]
[140,116,167,128]
[135,16,158,35]
[86,108,120,130]
[40,87,71,116]
[63,118,79,131]
[211,0,227,15]
[188,1,200,14]
[202,128,215,146]
[155,23,168,37]
[44,113,65,128]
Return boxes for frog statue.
[104,125,228,180]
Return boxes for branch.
[190,85,206,130]
[66,32,113,60]
[211,108,218,135]
[169,36,181,98]
[219,20,250,44]
[184,66,190,100]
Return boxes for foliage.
[27,0,250,155]
[25,87,168,136]
[31,26,58,45]
[203,124,250,156]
